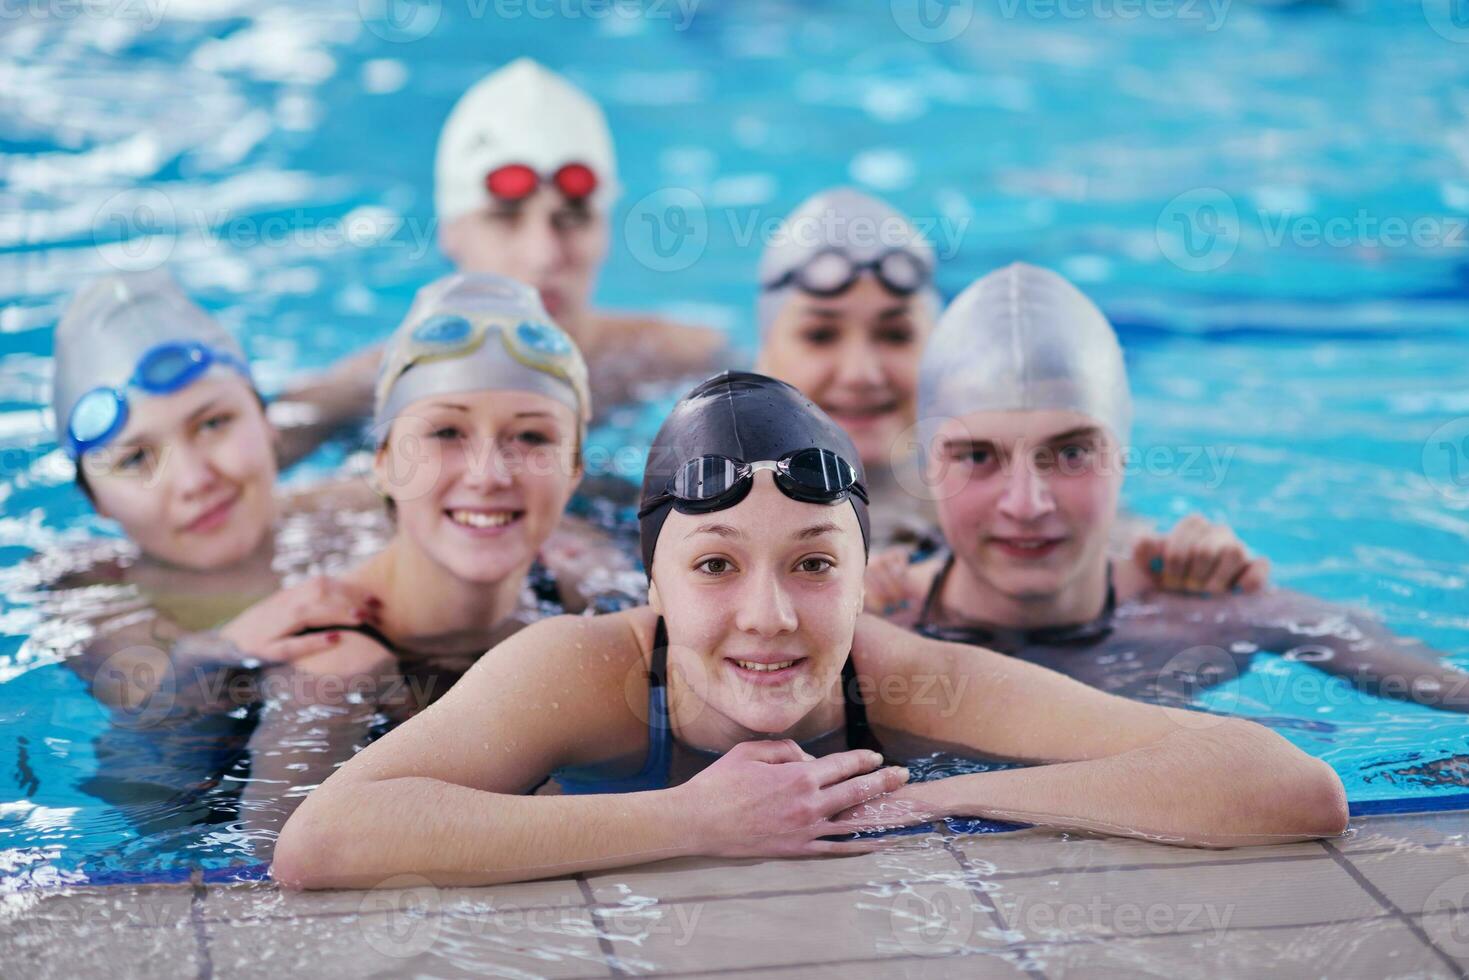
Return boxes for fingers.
[257,631,344,663]
[1232,556,1270,594]
[1162,516,1206,592]
[804,748,885,788]
[1133,535,1166,584]
[734,739,813,765]
[805,837,884,857]
[821,765,911,814]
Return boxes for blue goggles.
[64,341,252,458]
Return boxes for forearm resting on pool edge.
[271,777,709,889]
[890,719,1349,849]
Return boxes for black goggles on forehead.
[761,247,931,298]
[638,448,868,518]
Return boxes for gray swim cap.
[373,272,591,443]
[51,270,252,456]
[756,188,939,336]
[916,263,1132,453]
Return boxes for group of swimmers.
[47,58,1469,888]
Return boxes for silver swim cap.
[51,270,252,457]
[374,273,591,443]
[917,263,1132,451]
[756,188,939,336]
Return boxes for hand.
[864,547,915,616]
[220,577,384,664]
[1133,515,1270,596]
[676,740,911,859]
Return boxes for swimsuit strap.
[841,656,883,754]
[916,555,1118,648]
[916,549,957,629]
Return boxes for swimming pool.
[2,0,1467,891]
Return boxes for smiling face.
[648,474,867,739]
[374,388,581,585]
[438,188,608,328]
[757,277,932,469]
[928,409,1122,605]
[80,376,279,570]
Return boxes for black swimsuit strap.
[916,551,1118,648]
[651,616,669,690]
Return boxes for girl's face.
[374,388,581,584]
[82,376,279,570]
[928,409,1122,602]
[438,189,608,326]
[757,277,932,469]
[649,474,867,737]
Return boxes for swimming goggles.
[64,341,251,457]
[376,310,581,406]
[638,448,869,518]
[485,162,599,203]
[761,247,931,298]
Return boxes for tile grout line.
[188,870,214,980]
[633,910,1408,979]
[942,838,1050,980]
[1318,839,1466,978]
[574,873,624,979]
[195,843,1417,928]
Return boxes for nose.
[461,438,517,493]
[996,454,1056,522]
[164,439,222,498]
[833,335,886,389]
[518,214,566,278]
[732,565,799,638]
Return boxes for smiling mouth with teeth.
[447,509,522,529]
[734,659,798,672]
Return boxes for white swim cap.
[52,270,252,457]
[917,263,1132,451]
[756,188,939,336]
[434,58,619,225]
[374,272,591,444]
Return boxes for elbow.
[1294,757,1349,839]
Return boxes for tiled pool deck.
[6,811,1467,978]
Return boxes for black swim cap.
[639,371,871,576]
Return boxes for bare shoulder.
[461,606,657,697]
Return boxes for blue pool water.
[2,1,1468,887]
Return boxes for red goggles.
[484,162,599,202]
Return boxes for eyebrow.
[685,521,841,542]
[119,397,224,445]
[1044,426,1104,445]
[426,402,470,412]
[875,305,914,321]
